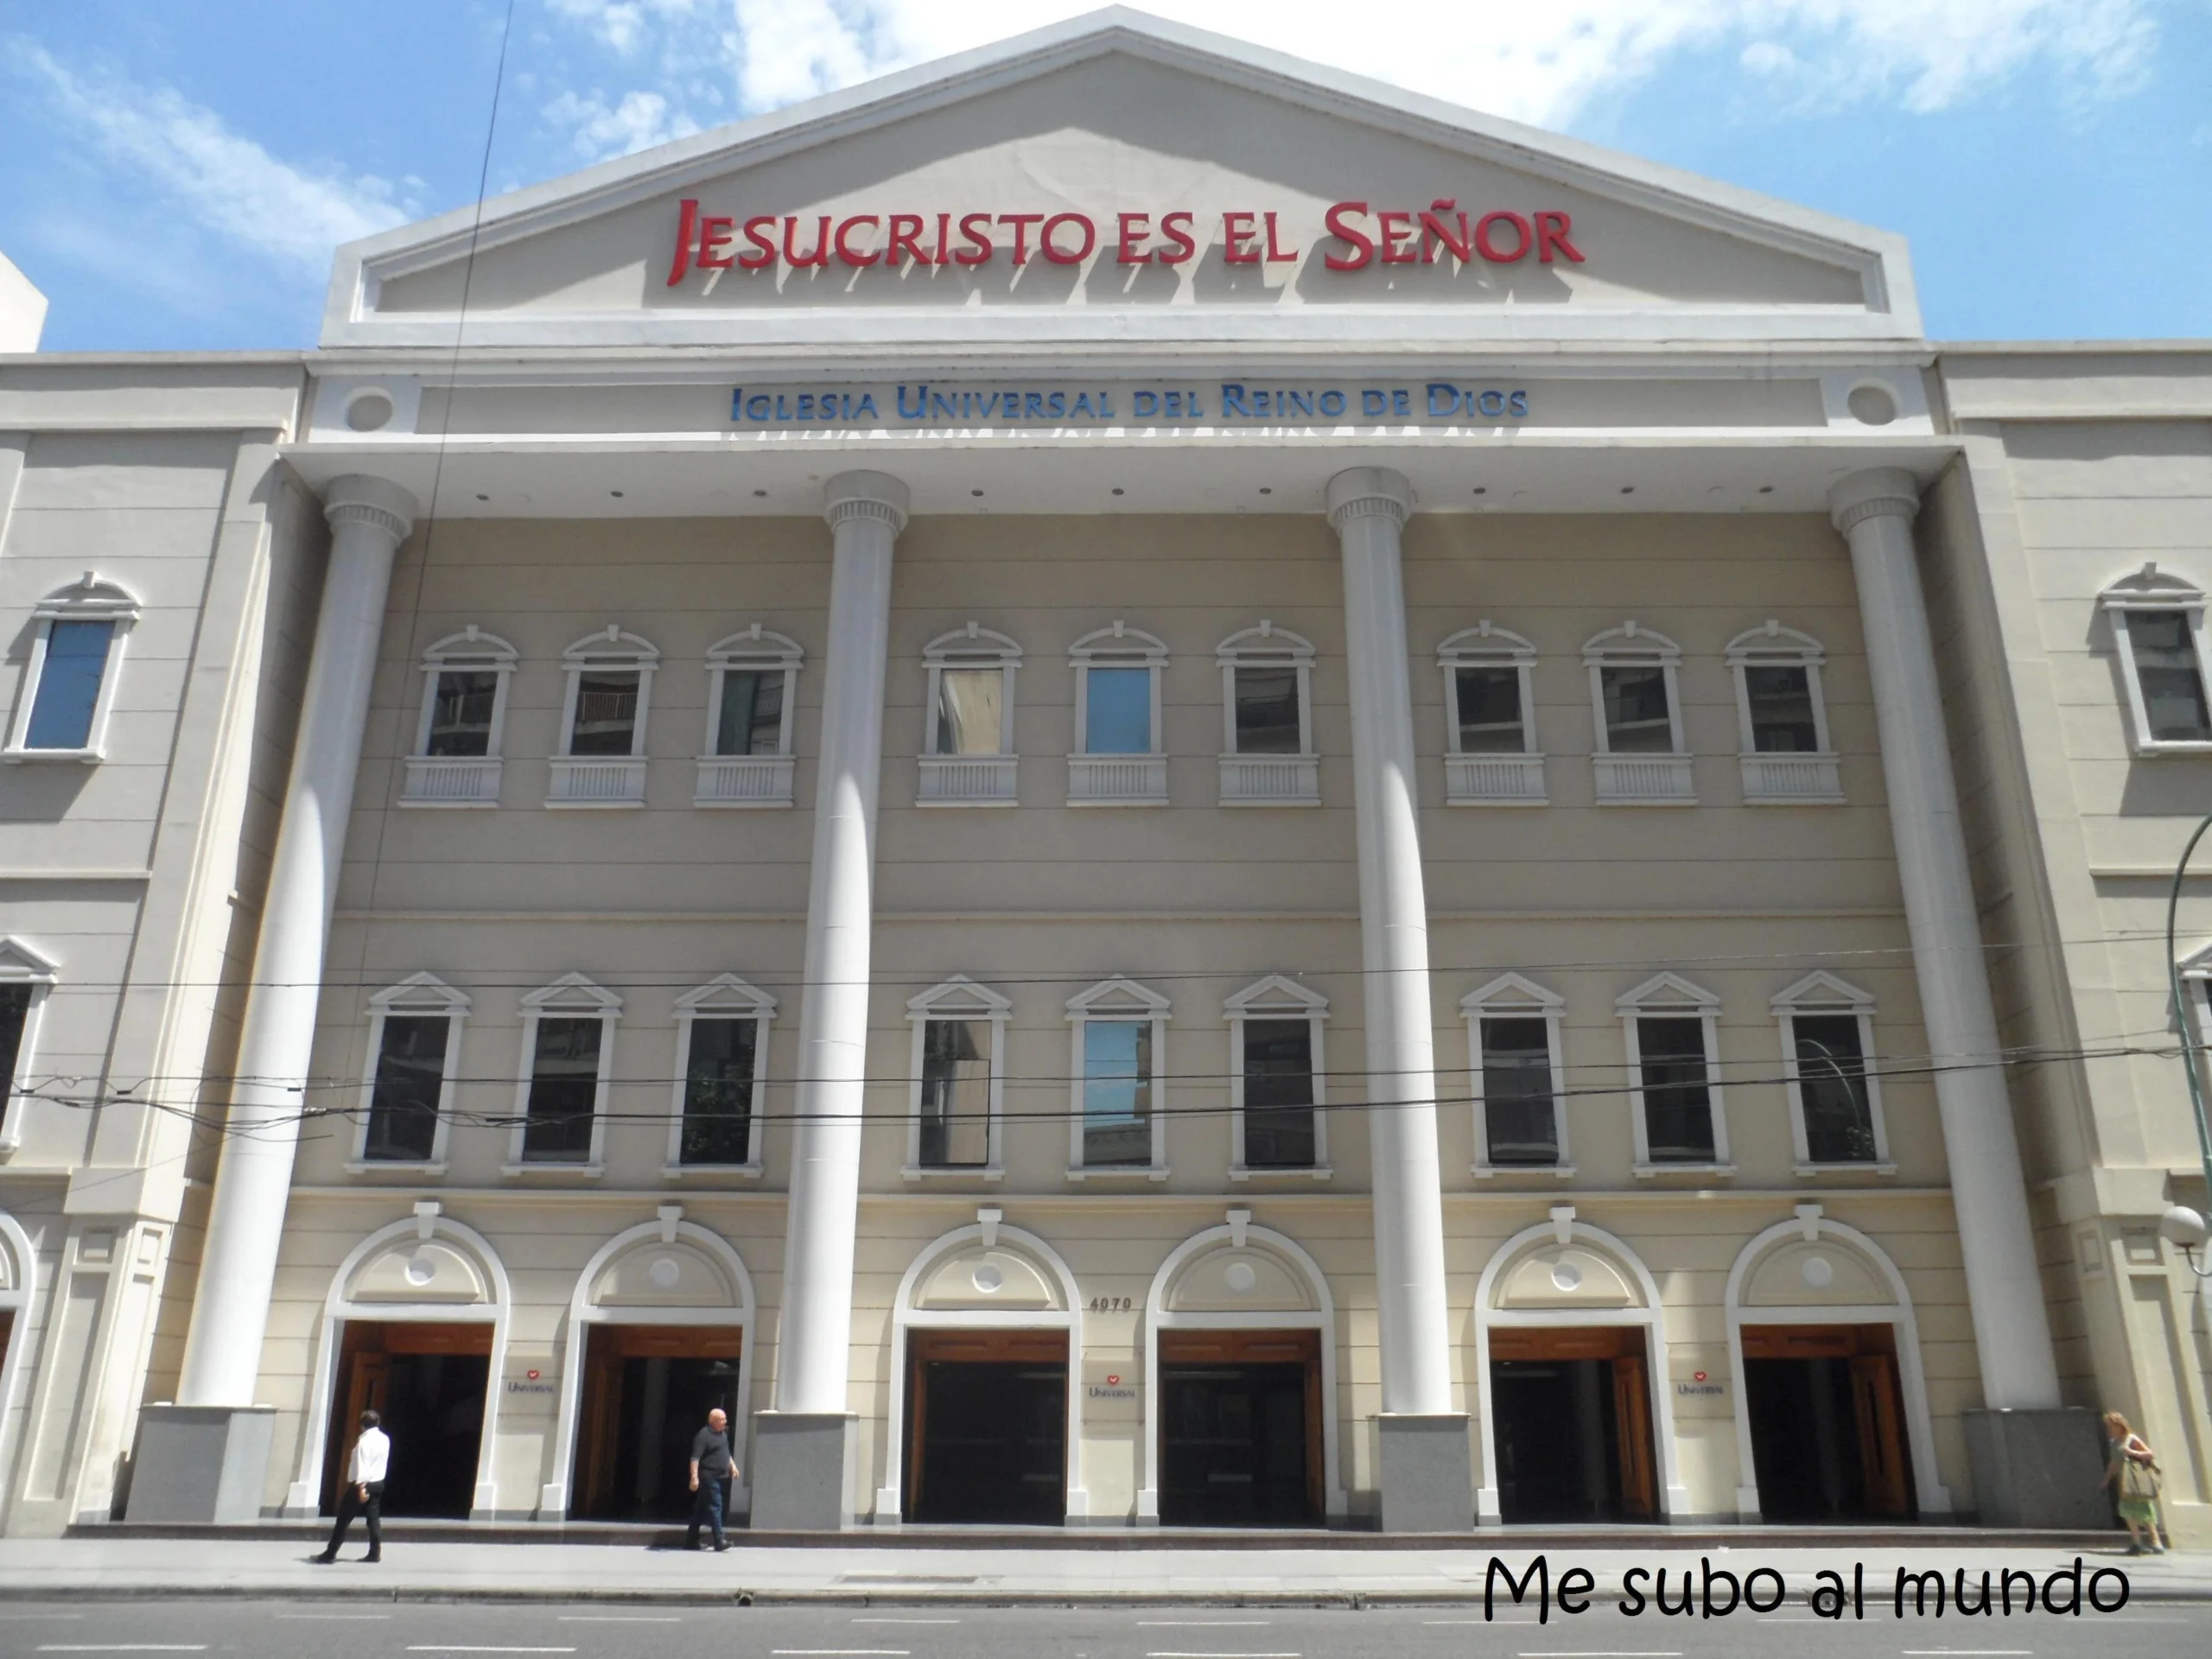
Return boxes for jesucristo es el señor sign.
[666,200,1588,283]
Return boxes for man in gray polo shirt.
[687,1406,737,1550]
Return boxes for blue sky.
[3,0,2207,352]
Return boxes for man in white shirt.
[313,1409,390,1563]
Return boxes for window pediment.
[1617,971,1718,1012]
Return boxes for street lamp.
[2161,810,2212,1278]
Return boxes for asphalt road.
[1,1598,2204,1659]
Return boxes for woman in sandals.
[2101,1411,2164,1554]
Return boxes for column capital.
[321,474,418,545]
[1827,467,1921,536]
[1326,466,1414,529]
[823,470,909,533]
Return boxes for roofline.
[1937,340,2212,356]
[0,351,310,368]
[326,4,1916,343]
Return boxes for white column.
[1326,467,1454,1417]
[1829,468,2060,1409]
[774,471,907,1415]
[176,474,417,1407]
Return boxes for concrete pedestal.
[1376,1413,1474,1533]
[1964,1407,2110,1529]
[749,1411,857,1531]
[125,1404,275,1523]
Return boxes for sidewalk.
[1,1534,2206,1605]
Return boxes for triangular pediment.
[327,9,1916,351]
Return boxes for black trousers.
[324,1480,385,1557]
[688,1473,730,1547]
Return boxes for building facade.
[1,10,2206,1537]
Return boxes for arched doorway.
[1472,1212,1685,1524]
[1140,1213,1346,1527]
[874,1214,1086,1526]
[543,1212,756,1521]
[1725,1207,1951,1520]
[283,1208,510,1520]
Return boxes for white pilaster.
[1828,467,2060,1409]
[1326,467,1454,1418]
[175,474,417,1408]
[774,471,907,1415]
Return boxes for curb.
[4,1583,2210,1608]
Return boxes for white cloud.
[547,0,2165,134]
[544,87,700,158]
[549,0,715,56]
[6,40,411,269]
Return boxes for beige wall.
[0,359,309,1532]
[260,504,1980,1521]
[1930,346,2212,1541]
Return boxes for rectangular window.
[426,670,499,757]
[0,983,30,1105]
[24,620,114,750]
[1637,1016,1715,1162]
[1792,1014,1878,1163]
[715,670,785,758]
[1233,665,1301,754]
[2126,611,2212,741]
[569,671,640,756]
[1082,1020,1153,1167]
[362,1014,449,1163]
[936,667,1004,755]
[1453,665,1525,753]
[679,1017,757,1166]
[1084,666,1152,754]
[522,1015,602,1161]
[1240,1018,1316,1169]
[918,1018,991,1168]
[1743,664,1820,753]
[1479,1016,1558,1166]
[1600,664,1674,753]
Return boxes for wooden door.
[575,1336,626,1517]
[1611,1351,1658,1518]
[1849,1354,1912,1516]
[322,1349,389,1511]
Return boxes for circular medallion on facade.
[1224,1261,1259,1294]
[1847,384,1897,426]
[1550,1261,1584,1292]
[344,388,396,432]
[648,1256,682,1289]
[1801,1254,1835,1289]
[404,1252,435,1287]
[971,1262,1005,1294]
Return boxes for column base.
[125,1405,275,1523]
[1963,1408,2109,1529]
[749,1410,857,1531]
[1375,1413,1474,1533]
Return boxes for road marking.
[37,1649,208,1655]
